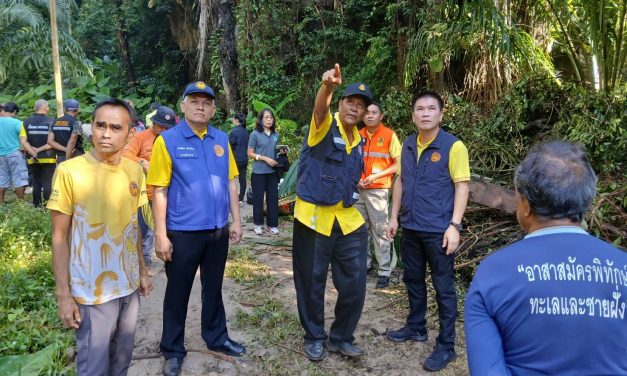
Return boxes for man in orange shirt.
[123,105,177,268]
[355,102,401,289]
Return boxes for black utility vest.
[296,116,364,207]
[51,114,83,155]
[23,114,55,160]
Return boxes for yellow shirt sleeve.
[449,140,471,182]
[389,132,402,159]
[46,164,74,215]
[146,136,172,187]
[307,112,333,147]
[137,167,148,208]
[147,135,239,185]
[19,124,26,138]
[228,143,238,180]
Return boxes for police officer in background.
[147,82,244,376]
[292,64,371,361]
[48,99,83,163]
[20,99,55,207]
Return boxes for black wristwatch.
[449,221,463,231]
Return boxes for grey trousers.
[354,188,392,277]
[76,290,140,376]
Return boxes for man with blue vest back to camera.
[387,91,470,372]
[147,82,244,376]
[293,64,372,361]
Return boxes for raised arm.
[313,64,342,130]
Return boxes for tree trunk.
[216,0,241,113]
[116,0,135,85]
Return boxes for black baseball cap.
[341,83,373,104]
[183,81,216,99]
[150,106,177,127]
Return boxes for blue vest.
[296,117,364,207]
[400,129,458,232]
[161,120,230,231]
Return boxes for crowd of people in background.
[0,66,624,376]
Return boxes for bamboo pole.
[50,0,64,117]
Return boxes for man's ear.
[127,126,136,143]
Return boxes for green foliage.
[0,202,73,374]
[0,0,91,89]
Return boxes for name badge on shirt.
[176,146,197,159]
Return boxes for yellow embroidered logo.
[129,181,139,197]
[358,84,365,91]
[377,137,384,147]
[431,152,441,162]
[195,81,207,89]
[214,144,225,157]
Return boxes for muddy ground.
[128,203,470,376]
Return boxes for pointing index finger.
[334,64,341,78]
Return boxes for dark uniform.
[22,113,55,207]
[50,114,83,163]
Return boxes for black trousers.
[28,163,55,207]
[251,172,279,227]
[160,227,230,360]
[236,162,247,202]
[401,228,457,350]
[292,219,367,344]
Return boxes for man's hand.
[322,64,342,88]
[230,221,242,243]
[362,174,377,187]
[155,234,173,262]
[140,274,153,296]
[139,159,150,174]
[57,295,81,329]
[387,217,399,241]
[442,225,460,255]
[263,156,278,167]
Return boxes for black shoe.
[386,326,428,342]
[163,357,183,376]
[326,341,364,357]
[423,346,456,372]
[208,338,246,357]
[304,341,327,361]
[375,276,390,288]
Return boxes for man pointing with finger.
[148,82,244,376]
[386,91,470,372]
[293,64,372,361]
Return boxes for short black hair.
[233,113,246,126]
[514,140,597,222]
[3,102,19,114]
[255,108,276,134]
[92,98,136,129]
[412,91,444,111]
[368,101,384,113]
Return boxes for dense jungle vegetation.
[0,0,625,373]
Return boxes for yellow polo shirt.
[294,112,365,236]
[147,127,238,187]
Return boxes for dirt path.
[128,203,469,375]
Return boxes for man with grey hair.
[21,99,55,207]
[464,140,627,375]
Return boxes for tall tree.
[216,0,240,112]
[114,0,135,85]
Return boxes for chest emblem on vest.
[431,151,441,162]
[214,144,225,157]
[129,181,139,197]
[377,137,384,147]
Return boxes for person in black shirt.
[228,113,249,204]
[48,99,83,163]
[20,99,55,207]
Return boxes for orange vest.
[360,124,396,189]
